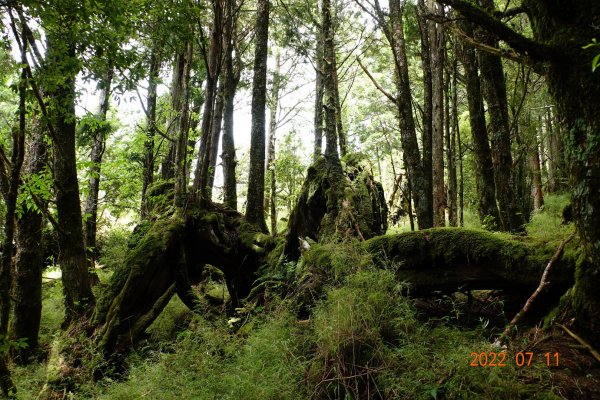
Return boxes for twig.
[496,232,576,345]
[557,323,600,363]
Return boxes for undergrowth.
[9,194,574,399]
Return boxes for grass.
[8,194,575,399]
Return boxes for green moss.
[93,215,185,325]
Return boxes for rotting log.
[364,228,578,297]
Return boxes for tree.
[438,0,600,346]
[458,20,499,227]
[82,66,113,258]
[359,0,434,229]
[221,0,241,210]
[245,0,270,232]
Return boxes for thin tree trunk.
[322,0,338,159]
[459,20,499,227]
[385,0,432,229]
[332,54,346,156]
[141,50,160,219]
[10,115,47,364]
[245,0,269,231]
[192,0,223,203]
[83,66,113,258]
[417,0,433,227]
[447,57,458,226]
[475,0,525,232]
[221,0,239,210]
[314,34,324,160]
[452,56,464,227]
[173,41,194,208]
[531,136,544,210]
[0,38,26,393]
[206,79,225,197]
[46,34,95,323]
[265,51,281,234]
[430,0,445,227]
[537,115,548,191]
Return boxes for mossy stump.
[283,154,388,260]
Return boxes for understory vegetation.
[9,195,591,399]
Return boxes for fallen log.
[364,228,578,297]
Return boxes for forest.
[0,0,599,398]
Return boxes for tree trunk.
[173,41,194,208]
[314,34,324,160]
[430,0,445,227]
[245,0,269,232]
[332,54,346,156]
[322,0,338,159]
[531,137,544,211]
[546,107,566,193]
[83,66,113,258]
[387,0,432,229]
[416,0,433,227]
[221,0,239,211]
[447,58,458,226]
[10,115,47,364]
[206,80,225,196]
[459,21,499,227]
[141,50,160,219]
[475,0,525,232]
[192,0,223,203]
[46,34,94,323]
[265,51,281,235]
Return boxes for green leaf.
[592,53,600,72]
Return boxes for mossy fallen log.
[364,228,578,297]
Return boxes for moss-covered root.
[97,216,185,354]
[364,228,576,297]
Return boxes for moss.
[145,179,175,218]
[364,228,575,293]
[93,216,185,326]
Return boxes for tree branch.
[436,0,554,61]
[356,58,396,104]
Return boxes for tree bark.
[206,81,225,196]
[173,41,194,208]
[322,0,338,159]
[314,34,324,160]
[10,115,47,364]
[192,0,223,204]
[387,0,433,229]
[83,66,113,258]
[531,136,544,211]
[221,0,239,211]
[459,21,499,227]
[46,33,94,323]
[245,0,270,232]
[332,54,346,156]
[447,57,458,226]
[475,0,525,232]
[417,0,433,228]
[430,0,446,227]
[141,50,161,219]
[265,51,281,235]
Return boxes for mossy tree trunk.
[95,203,268,355]
[283,155,388,261]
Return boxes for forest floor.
[10,194,600,399]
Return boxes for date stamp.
[469,351,560,367]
